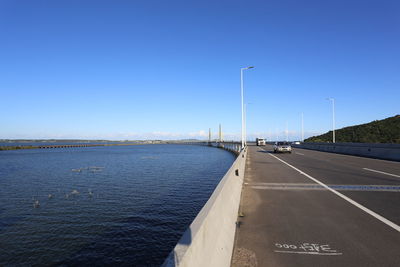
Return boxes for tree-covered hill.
[305,115,400,143]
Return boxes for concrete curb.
[162,148,248,267]
[294,142,400,161]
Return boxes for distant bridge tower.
[209,128,212,142]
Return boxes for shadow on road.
[257,149,273,153]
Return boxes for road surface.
[231,144,400,267]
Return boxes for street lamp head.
[247,66,254,69]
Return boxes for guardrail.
[177,141,242,155]
[294,142,400,161]
[208,141,242,155]
[162,146,247,267]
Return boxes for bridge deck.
[231,144,400,267]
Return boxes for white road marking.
[363,168,400,178]
[264,150,400,233]
[295,152,305,156]
[274,242,342,256]
[251,183,400,192]
[274,250,342,256]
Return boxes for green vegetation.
[305,115,400,144]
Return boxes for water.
[0,144,235,266]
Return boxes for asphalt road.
[231,144,400,267]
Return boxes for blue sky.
[1,0,399,140]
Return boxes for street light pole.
[244,103,247,147]
[286,121,288,142]
[327,98,335,143]
[301,112,304,142]
[240,66,254,149]
[244,102,252,147]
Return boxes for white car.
[274,142,292,153]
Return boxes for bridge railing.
[176,141,242,155]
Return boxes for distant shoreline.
[0,140,210,151]
[0,139,202,143]
[0,143,141,151]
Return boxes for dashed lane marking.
[263,149,400,233]
[295,152,305,156]
[363,168,400,178]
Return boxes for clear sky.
[1,0,399,140]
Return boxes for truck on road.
[256,138,266,146]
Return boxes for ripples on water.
[0,144,235,266]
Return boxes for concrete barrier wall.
[162,148,247,267]
[294,142,400,161]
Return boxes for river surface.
[0,144,235,266]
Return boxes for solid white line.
[265,151,400,233]
[363,168,400,178]
[295,152,305,156]
[251,184,400,192]
[274,250,342,256]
